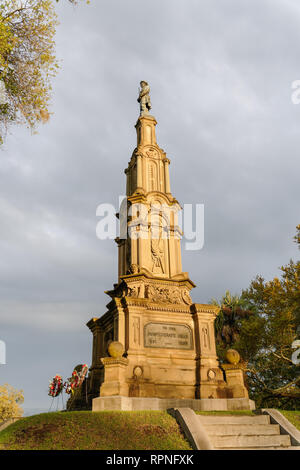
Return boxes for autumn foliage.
[0,383,24,421]
[0,1,61,143]
[213,226,300,409]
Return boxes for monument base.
[92,396,255,412]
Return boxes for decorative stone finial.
[108,341,125,359]
[226,349,240,365]
[137,80,151,116]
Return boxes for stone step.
[212,434,291,449]
[219,446,300,450]
[205,423,280,436]
[198,415,270,425]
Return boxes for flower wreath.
[65,364,88,395]
[48,374,64,397]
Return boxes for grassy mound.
[280,410,300,431]
[0,410,192,450]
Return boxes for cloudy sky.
[1,0,299,413]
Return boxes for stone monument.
[86,82,253,411]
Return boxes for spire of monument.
[118,81,186,281]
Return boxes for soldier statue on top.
[137,80,151,115]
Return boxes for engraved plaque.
[144,322,193,350]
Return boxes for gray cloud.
[0,0,299,410]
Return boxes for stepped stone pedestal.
[92,396,255,412]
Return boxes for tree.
[242,256,300,409]
[0,1,59,143]
[0,383,24,421]
[0,0,89,144]
[294,224,300,249]
[212,290,265,365]
[56,0,90,3]
[213,226,300,409]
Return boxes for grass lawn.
[280,410,300,431]
[0,410,192,450]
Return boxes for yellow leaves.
[37,108,51,123]
[0,1,59,142]
[0,384,24,421]
[0,15,15,71]
[0,0,92,142]
[294,224,300,249]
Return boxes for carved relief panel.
[132,317,141,347]
[148,162,157,191]
[200,323,211,352]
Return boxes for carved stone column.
[191,303,227,398]
[136,154,142,190]
[87,319,104,398]
[163,158,171,194]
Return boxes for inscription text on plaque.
[144,322,193,350]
